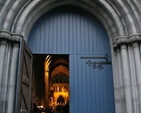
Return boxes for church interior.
[32,54,69,111]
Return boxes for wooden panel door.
[15,39,33,113]
[27,6,111,55]
[70,54,115,113]
[27,6,115,113]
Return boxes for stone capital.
[113,34,141,49]
[113,36,128,49]
[0,30,23,42]
[0,30,11,39]
[116,36,129,45]
[128,34,141,43]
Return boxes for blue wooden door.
[70,54,115,113]
[27,6,115,113]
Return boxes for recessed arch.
[57,95,65,104]
[27,5,115,113]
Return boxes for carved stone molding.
[113,36,128,48]
[113,34,141,49]
[12,34,23,41]
[0,30,11,39]
[116,36,129,45]
[128,34,141,42]
[0,30,23,42]
[113,42,117,48]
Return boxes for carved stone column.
[45,69,49,107]
[0,41,9,113]
[120,44,133,113]
[114,37,133,113]
[129,35,141,112]
[116,48,125,113]
[0,30,22,113]
[114,34,141,113]
[0,40,8,98]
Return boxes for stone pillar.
[0,30,22,113]
[45,57,51,107]
[0,40,7,99]
[114,36,134,113]
[7,34,22,113]
[1,42,11,113]
[120,44,133,113]
[45,69,49,107]
[128,44,139,113]
[116,48,125,113]
[0,31,12,112]
[132,42,141,112]
[0,39,8,112]
[114,35,141,113]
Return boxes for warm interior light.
[37,105,44,109]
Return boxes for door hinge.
[80,54,111,70]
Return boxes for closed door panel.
[70,54,115,113]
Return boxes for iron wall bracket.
[80,54,111,70]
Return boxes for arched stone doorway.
[0,1,141,113]
[27,5,115,113]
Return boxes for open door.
[15,38,33,113]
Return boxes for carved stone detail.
[113,34,141,49]
[113,42,117,48]
[0,30,23,42]
[0,30,11,39]
[116,36,129,45]
[113,36,128,49]
[128,34,141,42]
[12,34,23,41]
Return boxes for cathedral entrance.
[27,5,115,113]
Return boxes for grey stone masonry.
[0,30,22,113]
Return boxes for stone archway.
[57,95,65,104]
[0,1,141,113]
[27,5,115,113]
